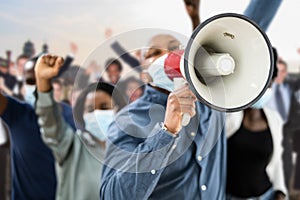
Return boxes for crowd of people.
[0,0,300,200]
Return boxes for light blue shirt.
[267,83,292,123]
[100,85,226,200]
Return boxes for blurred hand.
[164,84,196,134]
[184,0,200,29]
[274,192,285,200]
[105,28,113,39]
[184,0,200,18]
[35,54,64,92]
[70,42,78,55]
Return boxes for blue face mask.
[251,88,273,109]
[83,110,114,141]
[148,54,175,92]
[24,84,36,106]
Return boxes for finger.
[168,93,196,115]
[57,56,64,66]
[178,97,196,110]
[52,56,64,74]
[174,83,189,92]
[175,90,197,101]
[180,105,196,118]
[40,54,48,63]
[173,84,196,97]
[43,54,51,65]
[177,97,196,108]
[48,55,58,66]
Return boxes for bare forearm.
[36,78,52,93]
[191,15,200,30]
[184,0,200,30]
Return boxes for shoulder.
[263,107,282,124]
[1,96,36,126]
[5,96,34,115]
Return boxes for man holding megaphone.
[100,31,227,199]
[100,11,278,199]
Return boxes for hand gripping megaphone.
[161,13,274,126]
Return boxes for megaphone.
[158,13,274,125]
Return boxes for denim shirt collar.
[141,84,169,106]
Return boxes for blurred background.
[1,0,300,72]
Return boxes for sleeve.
[110,41,141,72]
[35,91,75,165]
[1,96,31,126]
[243,0,282,31]
[265,109,288,196]
[100,121,177,200]
[59,102,76,131]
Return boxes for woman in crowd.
[226,48,287,200]
[34,54,126,200]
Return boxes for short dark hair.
[105,58,123,72]
[278,59,288,69]
[16,54,29,62]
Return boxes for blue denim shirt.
[100,85,226,200]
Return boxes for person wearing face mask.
[225,48,287,200]
[23,56,76,129]
[99,33,227,200]
[0,55,76,200]
[34,54,126,200]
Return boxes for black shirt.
[0,71,17,90]
[226,124,273,198]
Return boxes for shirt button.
[191,132,196,137]
[150,169,156,175]
[197,155,202,161]
[38,118,45,126]
[201,185,207,191]
[171,144,177,150]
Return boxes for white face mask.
[24,84,36,106]
[251,88,273,109]
[148,54,175,92]
[83,109,114,141]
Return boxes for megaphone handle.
[173,78,191,127]
[181,112,191,126]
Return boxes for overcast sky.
[1,0,300,72]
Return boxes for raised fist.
[35,54,64,92]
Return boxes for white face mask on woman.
[23,84,36,106]
[251,88,273,109]
[83,109,114,141]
